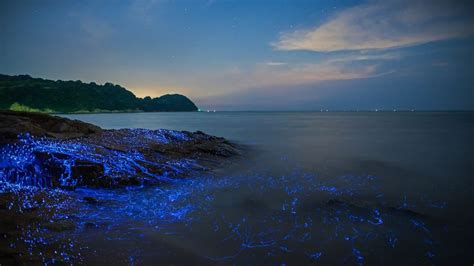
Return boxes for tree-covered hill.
[0,74,198,113]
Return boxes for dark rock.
[0,111,240,189]
[72,160,105,186]
[84,222,98,229]
[0,110,102,144]
[387,206,426,218]
[43,220,76,232]
[83,196,99,204]
[326,199,344,205]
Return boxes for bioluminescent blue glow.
[30,169,443,264]
[0,131,453,264]
[0,130,196,189]
[0,154,451,264]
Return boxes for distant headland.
[0,74,198,113]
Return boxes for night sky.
[1,0,473,110]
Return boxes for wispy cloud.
[325,51,401,63]
[192,59,391,94]
[258,61,288,66]
[273,0,474,52]
[250,62,383,88]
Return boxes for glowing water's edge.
[0,110,473,265]
[0,132,453,264]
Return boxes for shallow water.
[53,112,473,264]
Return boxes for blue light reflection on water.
[0,140,454,264]
[0,151,455,264]
[63,164,448,265]
[1,111,472,264]
[0,130,195,189]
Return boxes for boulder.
[0,110,102,144]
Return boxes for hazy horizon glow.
[1,0,473,110]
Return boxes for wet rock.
[84,222,98,229]
[0,110,102,144]
[326,199,344,205]
[387,206,426,218]
[0,111,240,189]
[72,160,105,186]
[82,196,99,204]
[0,248,18,262]
[43,220,76,232]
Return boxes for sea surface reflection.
[55,112,473,264]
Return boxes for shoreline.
[0,110,239,188]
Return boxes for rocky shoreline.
[0,110,239,189]
[0,110,239,264]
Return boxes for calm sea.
[61,111,473,265]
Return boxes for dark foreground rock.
[0,186,83,265]
[0,110,102,144]
[0,110,240,264]
[0,110,239,189]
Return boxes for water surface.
[59,111,473,264]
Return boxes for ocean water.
[59,111,473,265]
